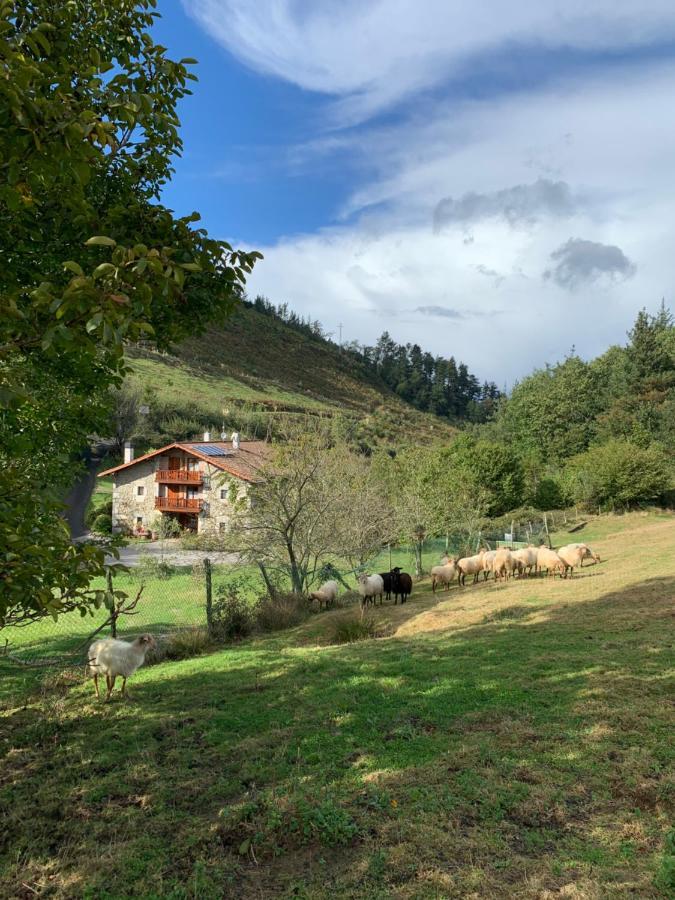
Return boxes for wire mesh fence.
[3,561,213,668]
[2,510,571,667]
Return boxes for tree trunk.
[414,540,423,577]
[257,562,276,598]
[204,558,213,638]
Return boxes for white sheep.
[513,546,538,576]
[357,573,384,608]
[309,580,339,610]
[535,547,567,578]
[493,548,515,582]
[482,550,497,581]
[568,542,601,566]
[87,634,155,701]
[457,550,485,586]
[557,545,586,577]
[430,562,458,593]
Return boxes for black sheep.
[391,567,412,604]
[379,571,393,603]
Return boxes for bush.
[210,583,254,642]
[532,477,565,511]
[563,439,673,510]
[92,513,112,534]
[86,498,113,529]
[179,532,223,552]
[131,554,175,583]
[330,611,389,644]
[147,627,212,663]
[255,591,308,633]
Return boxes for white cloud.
[240,60,675,382]
[185,0,675,123]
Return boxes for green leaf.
[85,235,117,247]
[92,263,116,279]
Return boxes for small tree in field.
[224,423,391,594]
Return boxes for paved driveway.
[106,540,239,567]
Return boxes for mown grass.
[0,513,673,898]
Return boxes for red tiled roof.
[98,441,269,483]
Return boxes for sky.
[155,2,675,385]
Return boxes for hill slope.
[1,513,673,897]
[125,304,455,447]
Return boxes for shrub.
[563,439,673,510]
[210,583,254,642]
[255,591,308,633]
[86,498,113,529]
[92,513,112,534]
[148,627,212,663]
[180,532,223,552]
[131,554,175,583]
[532,477,565,511]
[330,611,389,644]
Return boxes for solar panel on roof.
[190,443,234,457]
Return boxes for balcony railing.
[155,497,203,512]
[155,469,202,484]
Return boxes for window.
[137,485,145,496]
[219,521,228,533]
[220,488,228,500]
[136,516,143,525]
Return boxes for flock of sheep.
[87,542,600,700]
[431,541,601,592]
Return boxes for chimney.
[232,432,240,450]
[220,430,228,441]
[123,441,134,464]
[203,430,211,442]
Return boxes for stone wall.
[198,465,249,535]
[111,458,158,533]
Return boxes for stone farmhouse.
[98,434,269,536]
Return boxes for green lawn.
[1,513,673,898]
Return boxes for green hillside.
[124,303,456,448]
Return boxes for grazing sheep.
[87,634,155,701]
[457,551,485,587]
[568,542,601,566]
[357,573,384,608]
[391,567,412,604]
[556,545,587,577]
[493,548,515,582]
[430,562,458,593]
[513,546,538,576]
[535,547,567,578]
[309,580,339,610]
[482,550,497,581]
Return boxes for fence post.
[543,513,551,549]
[204,557,213,637]
[107,569,118,638]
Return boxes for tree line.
[247,295,501,423]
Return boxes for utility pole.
[338,322,343,345]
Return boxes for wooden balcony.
[155,469,202,484]
[155,497,203,512]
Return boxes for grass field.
[1,512,673,898]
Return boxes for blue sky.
[154,2,675,382]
